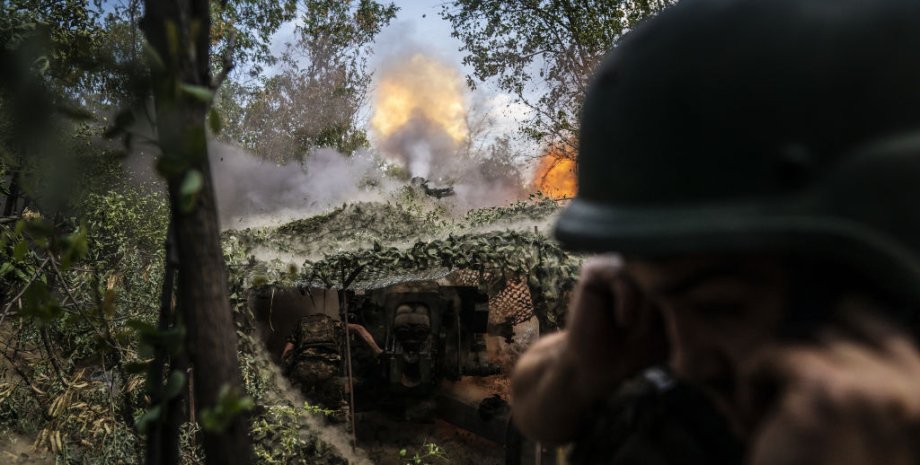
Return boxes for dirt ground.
[355,412,505,465]
[0,433,52,465]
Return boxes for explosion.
[370,53,468,178]
[533,151,577,199]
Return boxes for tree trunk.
[140,2,253,464]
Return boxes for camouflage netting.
[218,192,583,464]
[223,191,582,331]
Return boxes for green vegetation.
[441,0,676,156]
[0,0,671,463]
[400,441,449,465]
[0,1,394,464]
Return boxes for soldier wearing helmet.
[511,0,920,464]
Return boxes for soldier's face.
[626,255,789,424]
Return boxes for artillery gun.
[225,198,577,464]
[251,271,555,464]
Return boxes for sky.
[266,0,536,155]
[97,0,534,144]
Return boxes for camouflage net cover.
[223,192,581,329]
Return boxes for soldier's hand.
[563,256,668,400]
[743,311,920,465]
[510,256,667,443]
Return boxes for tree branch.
[0,257,51,328]
[211,29,237,90]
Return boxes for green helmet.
[555,0,920,308]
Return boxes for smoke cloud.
[122,30,534,228]
[210,142,389,228]
[370,52,469,182]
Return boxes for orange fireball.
[370,54,468,143]
[533,151,577,199]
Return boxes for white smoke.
[209,142,393,229]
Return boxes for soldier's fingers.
[739,346,835,430]
[576,255,624,296]
[573,255,653,331]
[748,385,826,465]
[567,256,623,328]
[612,270,644,329]
[835,309,919,364]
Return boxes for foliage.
[0,0,107,92]
[0,142,350,465]
[0,1,586,463]
[249,402,347,465]
[215,0,398,160]
[211,0,299,77]
[0,204,158,464]
[441,0,676,155]
[178,422,204,465]
[0,159,168,465]
[399,441,449,465]
[82,188,169,266]
[200,385,254,433]
[31,370,140,464]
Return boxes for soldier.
[511,0,920,464]
[281,312,383,419]
[282,313,347,418]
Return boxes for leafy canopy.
[441,0,675,157]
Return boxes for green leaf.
[20,282,62,325]
[22,220,53,239]
[159,327,186,356]
[31,55,49,74]
[12,241,28,261]
[208,107,223,134]
[129,320,185,354]
[200,385,254,432]
[142,39,165,72]
[135,405,162,434]
[179,83,214,103]
[138,343,155,359]
[59,227,88,269]
[163,371,186,400]
[126,319,157,334]
[179,170,203,213]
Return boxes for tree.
[0,0,110,217]
[441,0,675,158]
[0,1,347,464]
[139,1,254,464]
[215,0,398,161]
